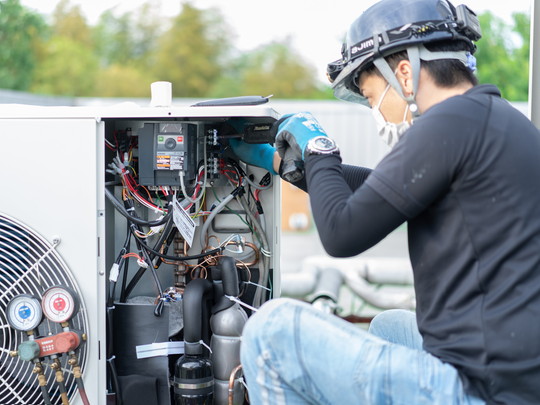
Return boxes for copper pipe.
[228,364,243,405]
[239,242,260,267]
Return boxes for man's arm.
[279,151,372,193]
[304,154,406,257]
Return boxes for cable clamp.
[225,295,258,313]
[260,248,272,257]
[244,281,270,292]
[185,340,212,354]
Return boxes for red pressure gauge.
[41,286,80,323]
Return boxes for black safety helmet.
[328,0,481,106]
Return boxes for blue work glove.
[275,112,328,161]
[229,138,277,175]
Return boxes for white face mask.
[371,83,410,148]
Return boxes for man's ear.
[396,60,414,97]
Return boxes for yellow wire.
[190,188,207,219]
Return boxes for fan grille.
[0,213,89,405]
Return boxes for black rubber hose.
[123,218,175,300]
[75,378,90,405]
[183,278,213,355]
[119,222,132,303]
[107,357,123,405]
[221,256,239,297]
[40,385,52,405]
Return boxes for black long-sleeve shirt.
[291,85,540,404]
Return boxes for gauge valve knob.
[18,341,41,362]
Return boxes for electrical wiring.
[122,252,148,268]
[122,215,176,301]
[133,228,157,238]
[122,168,166,213]
[105,139,116,151]
[235,188,271,307]
[105,187,171,227]
[180,141,208,204]
[108,152,169,213]
[229,159,272,191]
[106,124,273,303]
[133,231,224,261]
[208,182,264,259]
[208,170,271,306]
[198,187,241,248]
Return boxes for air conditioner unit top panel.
[0,104,280,120]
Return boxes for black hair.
[362,40,478,87]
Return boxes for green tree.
[214,40,322,99]
[51,0,92,45]
[151,1,232,97]
[31,0,99,96]
[93,0,163,70]
[94,64,154,97]
[0,0,46,90]
[31,36,99,96]
[475,12,530,101]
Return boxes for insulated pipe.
[175,279,214,404]
[530,0,540,127]
[310,267,343,314]
[281,256,414,297]
[210,256,248,405]
[282,256,415,310]
[309,266,343,303]
[343,271,416,310]
[182,278,213,355]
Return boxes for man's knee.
[241,298,300,368]
[242,297,299,342]
[369,309,416,336]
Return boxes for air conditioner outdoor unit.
[0,98,281,405]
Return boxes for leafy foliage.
[475,12,530,101]
[150,2,231,97]
[29,0,99,96]
[210,40,323,99]
[0,1,532,100]
[0,0,45,90]
[31,36,99,96]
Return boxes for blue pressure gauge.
[6,294,43,332]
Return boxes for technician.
[231,0,540,404]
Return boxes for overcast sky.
[21,0,533,83]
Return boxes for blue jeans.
[240,298,485,405]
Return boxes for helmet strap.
[373,45,470,117]
[373,47,420,117]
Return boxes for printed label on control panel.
[155,154,185,170]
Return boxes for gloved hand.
[229,138,277,175]
[275,112,328,161]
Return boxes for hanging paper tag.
[172,195,196,246]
